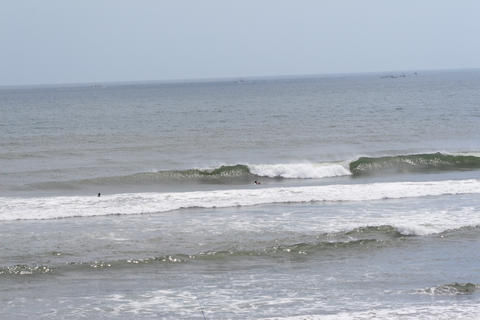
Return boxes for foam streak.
[2,179,480,221]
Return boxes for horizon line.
[1,67,478,89]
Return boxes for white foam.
[249,162,351,179]
[260,303,480,320]
[1,179,480,221]
[450,151,480,157]
[103,288,480,319]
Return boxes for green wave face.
[125,164,254,180]
[190,164,252,177]
[165,164,256,183]
[349,153,480,176]
[26,164,257,190]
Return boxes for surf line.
[2,179,480,220]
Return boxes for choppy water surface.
[1,70,480,319]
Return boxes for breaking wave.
[249,162,350,179]
[19,153,480,192]
[23,162,350,191]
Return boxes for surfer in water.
[254,180,261,185]
[97,193,101,197]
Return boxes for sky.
[1,0,480,86]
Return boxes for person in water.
[254,180,261,185]
[97,193,101,197]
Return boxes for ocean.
[1,70,480,319]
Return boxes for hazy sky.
[1,0,480,85]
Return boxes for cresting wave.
[21,153,480,191]
[2,179,480,220]
[249,162,350,179]
[23,162,350,191]
[350,152,480,176]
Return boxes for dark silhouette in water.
[97,193,101,197]
[254,180,261,185]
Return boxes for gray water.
[1,70,480,319]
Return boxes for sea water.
[1,70,480,319]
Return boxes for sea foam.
[1,179,479,221]
[249,162,350,179]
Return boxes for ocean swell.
[22,162,350,191]
[350,152,480,176]
[0,225,406,277]
[19,153,480,192]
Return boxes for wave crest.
[350,153,480,176]
[19,153,480,192]
[250,162,350,179]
